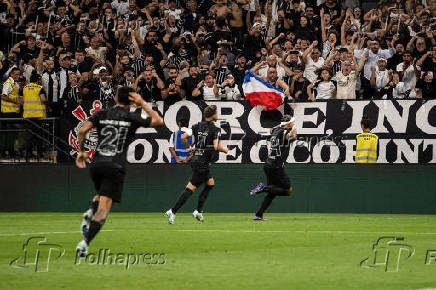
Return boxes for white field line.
[2,228,436,237]
[1,214,434,221]
[0,230,114,237]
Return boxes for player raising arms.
[75,87,164,256]
[165,105,229,224]
[250,115,297,221]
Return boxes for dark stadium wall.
[1,164,436,213]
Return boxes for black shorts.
[189,165,211,187]
[264,165,291,189]
[90,165,125,203]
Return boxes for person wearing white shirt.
[354,40,395,98]
[369,58,390,98]
[307,68,336,101]
[333,54,367,99]
[192,74,220,100]
[219,75,242,100]
[255,55,290,81]
[396,51,419,98]
[166,0,182,20]
[302,41,325,83]
[111,0,130,16]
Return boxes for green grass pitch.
[1,213,436,289]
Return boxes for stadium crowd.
[0,0,435,113]
[0,0,435,159]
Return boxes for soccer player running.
[75,87,164,256]
[165,105,229,224]
[250,115,297,220]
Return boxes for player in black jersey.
[165,105,229,224]
[75,87,164,256]
[249,115,297,221]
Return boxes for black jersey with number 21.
[190,121,221,166]
[88,107,151,169]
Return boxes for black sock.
[256,193,276,217]
[90,201,99,215]
[85,220,102,245]
[265,185,288,196]
[197,185,214,212]
[172,188,193,214]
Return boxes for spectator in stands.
[355,39,396,99]
[134,69,166,106]
[307,67,336,101]
[219,74,242,100]
[396,50,419,98]
[39,58,60,117]
[192,73,219,100]
[254,54,291,80]
[416,71,435,99]
[416,45,436,76]
[0,0,434,117]
[62,72,82,105]
[370,58,391,98]
[333,53,367,99]
[302,41,325,83]
[181,65,201,100]
[290,65,310,102]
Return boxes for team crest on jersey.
[68,100,102,158]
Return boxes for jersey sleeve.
[213,126,221,141]
[132,108,152,128]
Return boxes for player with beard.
[75,87,164,256]
[250,115,297,220]
[165,105,229,224]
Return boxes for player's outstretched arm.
[285,127,297,141]
[213,139,229,154]
[129,92,164,128]
[76,121,93,168]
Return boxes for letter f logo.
[10,236,65,272]
[361,236,415,272]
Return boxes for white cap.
[93,66,107,75]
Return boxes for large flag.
[242,70,285,111]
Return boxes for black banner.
[61,99,436,164]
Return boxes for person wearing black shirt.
[82,67,116,109]
[180,65,201,100]
[250,115,297,220]
[416,72,435,99]
[11,36,40,62]
[163,66,182,105]
[165,105,229,224]
[135,70,166,105]
[75,87,164,256]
